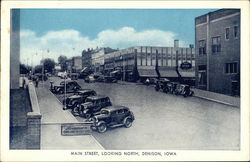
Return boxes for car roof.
[60,80,76,84]
[77,89,94,93]
[86,95,109,100]
[102,105,129,112]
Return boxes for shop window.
[234,25,239,38]
[198,65,207,86]
[225,62,237,74]
[198,40,206,55]
[212,36,221,53]
[225,28,230,40]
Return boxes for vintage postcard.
[1,0,249,161]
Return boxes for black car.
[104,76,118,83]
[89,106,135,133]
[63,89,97,109]
[78,95,112,118]
[95,75,117,83]
[51,80,81,94]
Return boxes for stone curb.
[193,95,239,108]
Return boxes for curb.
[46,87,105,150]
[193,95,239,108]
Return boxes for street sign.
[180,62,192,70]
[61,123,92,136]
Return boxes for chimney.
[174,40,179,48]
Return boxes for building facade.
[10,9,20,89]
[72,56,82,72]
[82,49,92,70]
[104,41,195,83]
[91,47,117,73]
[195,9,240,96]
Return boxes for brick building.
[195,9,240,96]
[91,47,117,73]
[71,56,82,72]
[104,40,195,82]
[82,48,92,70]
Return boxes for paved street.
[47,77,240,150]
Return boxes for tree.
[34,65,43,74]
[58,55,67,71]
[42,58,55,73]
[20,64,31,74]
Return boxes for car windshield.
[60,82,65,85]
[85,98,93,102]
[101,110,109,115]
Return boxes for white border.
[1,1,249,161]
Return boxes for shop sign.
[180,62,192,70]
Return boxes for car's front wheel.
[85,113,91,119]
[59,89,64,94]
[124,117,133,128]
[97,122,107,133]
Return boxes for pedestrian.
[35,77,39,88]
[22,77,26,89]
[145,78,150,86]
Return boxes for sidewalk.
[192,88,240,108]
[35,85,104,150]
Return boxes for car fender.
[83,109,90,114]
[123,116,133,125]
[96,121,106,127]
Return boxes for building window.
[225,62,237,74]
[198,40,206,55]
[234,25,239,38]
[198,65,207,86]
[212,36,221,53]
[225,28,230,40]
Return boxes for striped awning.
[137,69,158,77]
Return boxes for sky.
[19,9,216,66]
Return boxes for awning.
[159,69,178,78]
[137,69,158,77]
[179,71,195,77]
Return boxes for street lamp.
[119,54,125,81]
[63,70,67,110]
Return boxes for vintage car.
[154,78,170,92]
[88,106,135,133]
[57,72,68,79]
[144,78,158,86]
[51,80,81,94]
[77,95,112,118]
[84,75,96,83]
[104,76,118,83]
[69,73,79,80]
[63,89,97,109]
[174,84,194,97]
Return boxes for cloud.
[20,27,188,66]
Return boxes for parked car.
[174,84,194,97]
[154,78,170,92]
[104,76,118,83]
[51,80,81,94]
[57,72,68,79]
[63,89,97,110]
[70,73,79,80]
[78,95,112,118]
[88,106,135,133]
[165,82,179,94]
[144,78,158,86]
[84,75,96,83]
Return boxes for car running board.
[109,123,124,128]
